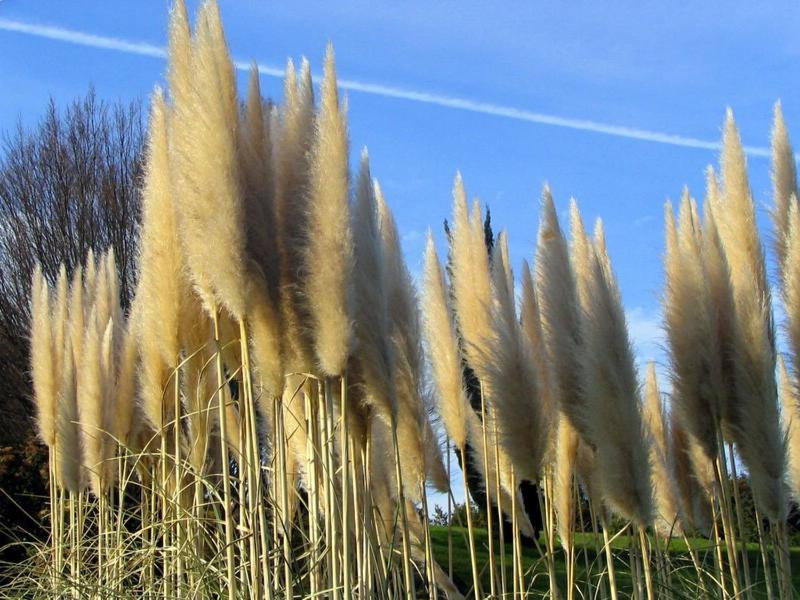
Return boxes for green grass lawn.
[429,526,800,598]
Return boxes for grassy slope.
[430,525,800,598]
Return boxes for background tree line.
[0,89,142,558]
[0,89,142,443]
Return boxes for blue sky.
[3,1,799,505]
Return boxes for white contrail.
[0,17,782,158]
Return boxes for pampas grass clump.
[18,3,800,599]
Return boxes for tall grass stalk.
[599,513,620,600]
[478,389,497,598]
[754,504,775,599]
[212,309,237,599]
[713,429,743,598]
[726,443,753,598]
[340,374,352,599]
[459,445,481,598]
[541,468,561,600]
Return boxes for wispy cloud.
[0,17,789,158]
[0,18,168,59]
[626,305,665,365]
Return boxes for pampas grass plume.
[78,308,106,496]
[113,314,139,446]
[422,233,468,449]
[664,196,724,466]
[350,151,393,415]
[479,232,547,481]
[51,265,69,441]
[568,199,594,313]
[138,88,183,364]
[716,111,787,521]
[305,44,354,376]
[68,266,84,367]
[170,2,248,319]
[643,363,682,535]
[166,0,192,108]
[247,278,285,400]
[580,216,651,525]
[521,259,555,457]
[241,65,280,295]
[238,70,285,398]
[275,58,316,372]
[554,416,579,547]
[56,334,81,492]
[93,253,111,336]
[31,265,56,448]
[536,190,587,441]
[783,199,800,380]
[375,178,434,493]
[448,174,492,370]
[771,101,798,274]
[717,110,768,296]
[779,355,800,501]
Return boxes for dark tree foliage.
[0,89,144,443]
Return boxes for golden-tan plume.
[422,233,468,450]
[663,195,725,470]
[376,179,440,494]
[714,111,787,522]
[350,151,393,418]
[536,189,587,443]
[78,308,107,496]
[779,355,800,501]
[643,363,682,535]
[137,88,183,366]
[771,101,798,274]
[305,45,354,376]
[31,265,56,448]
[553,415,579,549]
[56,334,81,492]
[479,232,547,481]
[579,215,651,525]
[169,0,248,319]
[783,200,800,398]
[276,58,316,372]
[68,265,84,367]
[448,174,492,372]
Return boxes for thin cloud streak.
[0,17,787,158]
[0,18,167,58]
